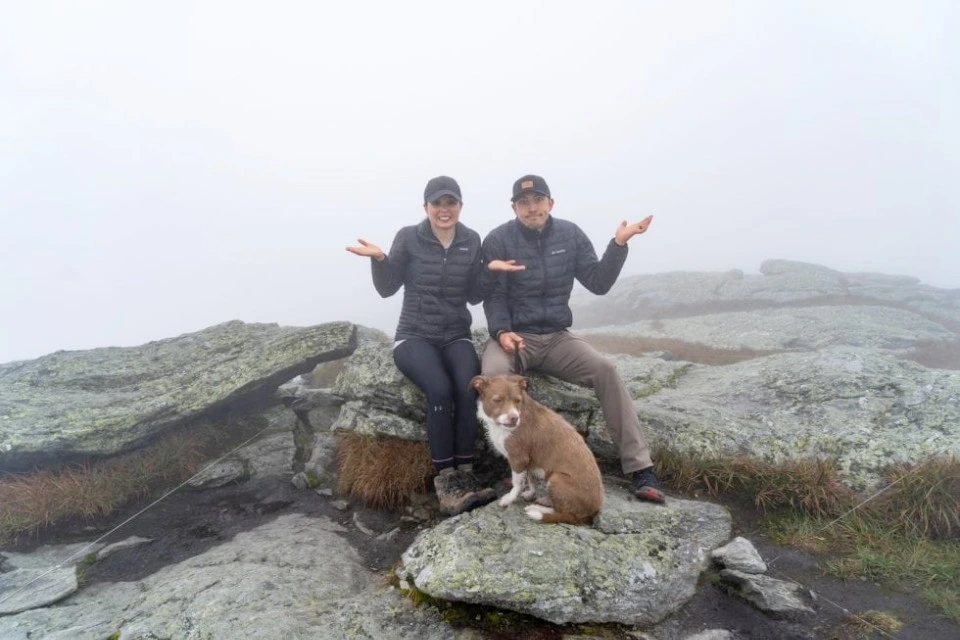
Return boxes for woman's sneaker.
[459,471,498,507]
[632,467,666,504]
[434,470,496,516]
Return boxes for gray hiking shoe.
[459,471,498,506]
[434,470,497,516]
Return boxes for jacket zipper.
[538,234,548,328]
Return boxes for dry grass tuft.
[0,431,209,544]
[655,449,753,496]
[656,450,854,520]
[583,334,781,365]
[750,458,856,520]
[873,457,960,539]
[337,434,433,509]
[831,609,904,639]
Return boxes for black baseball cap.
[424,176,462,204]
[511,174,551,201]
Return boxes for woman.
[346,176,496,516]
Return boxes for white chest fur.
[477,401,513,458]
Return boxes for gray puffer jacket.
[372,219,482,344]
[481,216,627,337]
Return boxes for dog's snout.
[504,410,520,427]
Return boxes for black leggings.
[393,338,480,472]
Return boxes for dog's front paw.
[499,493,516,507]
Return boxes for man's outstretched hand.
[614,215,654,246]
[497,331,525,355]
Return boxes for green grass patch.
[761,511,854,555]
[825,532,960,623]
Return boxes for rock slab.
[399,484,732,626]
[0,320,356,471]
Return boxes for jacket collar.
[513,215,553,241]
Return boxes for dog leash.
[513,350,524,375]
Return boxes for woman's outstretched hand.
[487,259,526,272]
[346,238,385,261]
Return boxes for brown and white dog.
[470,374,604,525]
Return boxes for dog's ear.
[510,375,529,391]
[469,375,487,393]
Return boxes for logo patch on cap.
[521,180,534,189]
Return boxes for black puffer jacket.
[372,219,482,344]
[481,216,627,336]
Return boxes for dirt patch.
[7,471,959,640]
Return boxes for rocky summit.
[1,260,958,639]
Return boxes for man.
[480,174,665,503]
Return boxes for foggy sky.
[2,1,958,364]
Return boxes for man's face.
[511,192,553,231]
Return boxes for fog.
[2,2,958,364]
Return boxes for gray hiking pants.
[481,331,653,474]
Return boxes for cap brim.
[426,189,462,203]
[511,189,550,202]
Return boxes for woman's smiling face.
[424,195,462,231]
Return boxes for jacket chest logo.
[549,248,567,256]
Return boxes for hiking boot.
[458,471,498,507]
[434,470,496,516]
[632,467,666,504]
